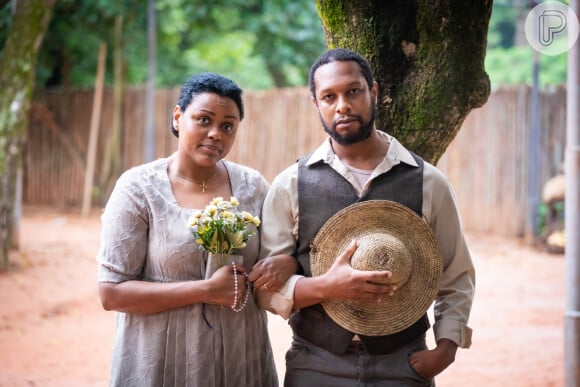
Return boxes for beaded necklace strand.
[231,262,250,312]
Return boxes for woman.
[97,72,293,386]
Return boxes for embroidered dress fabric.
[97,156,277,387]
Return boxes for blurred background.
[0,1,576,386]
[1,0,568,247]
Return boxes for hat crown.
[310,200,443,336]
[351,233,412,287]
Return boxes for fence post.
[81,42,106,217]
[564,0,580,384]
[526,50,541,242]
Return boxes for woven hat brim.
[310,200,443,336]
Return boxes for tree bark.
[0,0,55,269]
[315,0,492,164]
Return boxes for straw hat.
[310,200,443,336]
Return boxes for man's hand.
[294,239,397,309]
[249,254,298,292]
[320,239,397,302]
[408,338,457,380]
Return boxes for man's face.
[312,60,377,146]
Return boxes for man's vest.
[289,153,429,355]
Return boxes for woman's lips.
[199,144,220,156]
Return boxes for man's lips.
[335,117,356,128]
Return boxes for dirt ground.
[0,206,567,387]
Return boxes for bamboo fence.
[26,85,567,237]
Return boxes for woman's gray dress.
[97,157,278,387]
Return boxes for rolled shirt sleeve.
[259,163,300,260]
[423,163,475,348]
[258,163,302,318]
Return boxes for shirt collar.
[305,137,334,166]
[384,133,418,167]
[305,131,419,169]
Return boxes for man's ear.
[311,96,319,113]
[371,81,379,105]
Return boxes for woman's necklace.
[177,163,220,193]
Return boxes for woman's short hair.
[171,72,244,137]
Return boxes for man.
[259,48,475,386]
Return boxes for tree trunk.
[0,0,55,269]
[315,0,492,164]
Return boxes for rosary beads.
[231,262,250,312]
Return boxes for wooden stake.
[81,42,106,217]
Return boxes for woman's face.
[172,92,240,167]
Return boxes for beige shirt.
[260,132,475,348]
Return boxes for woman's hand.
[248,254,298,292]
[206,263,248,307]
[99,263,250,314]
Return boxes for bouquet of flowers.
[188,196,261,255]
[189,197,259,310]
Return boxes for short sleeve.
[97,169,150,283]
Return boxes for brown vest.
[290,153,429,355]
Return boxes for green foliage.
[537,201,565,237]
[31,0,325,90]
[158,32,274,90]
[6,0,571,90]
[485,1,568,88]
[36,0,144,88]
[487,1,523,49]
[0,2,12,52]
[248,1,326,87]
[485,46,568,88]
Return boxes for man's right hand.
[293,239,397,309]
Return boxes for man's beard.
[320,105,376,146]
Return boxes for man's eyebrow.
[318,81,365,95]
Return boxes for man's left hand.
[408,338,457,380]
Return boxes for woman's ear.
[172,105,182,131]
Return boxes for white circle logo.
[525,1,579,56]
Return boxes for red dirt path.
[0,206,566,386]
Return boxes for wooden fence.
[438,85,566,237]
[26,85,567,237]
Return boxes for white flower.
[188,196,260,254]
